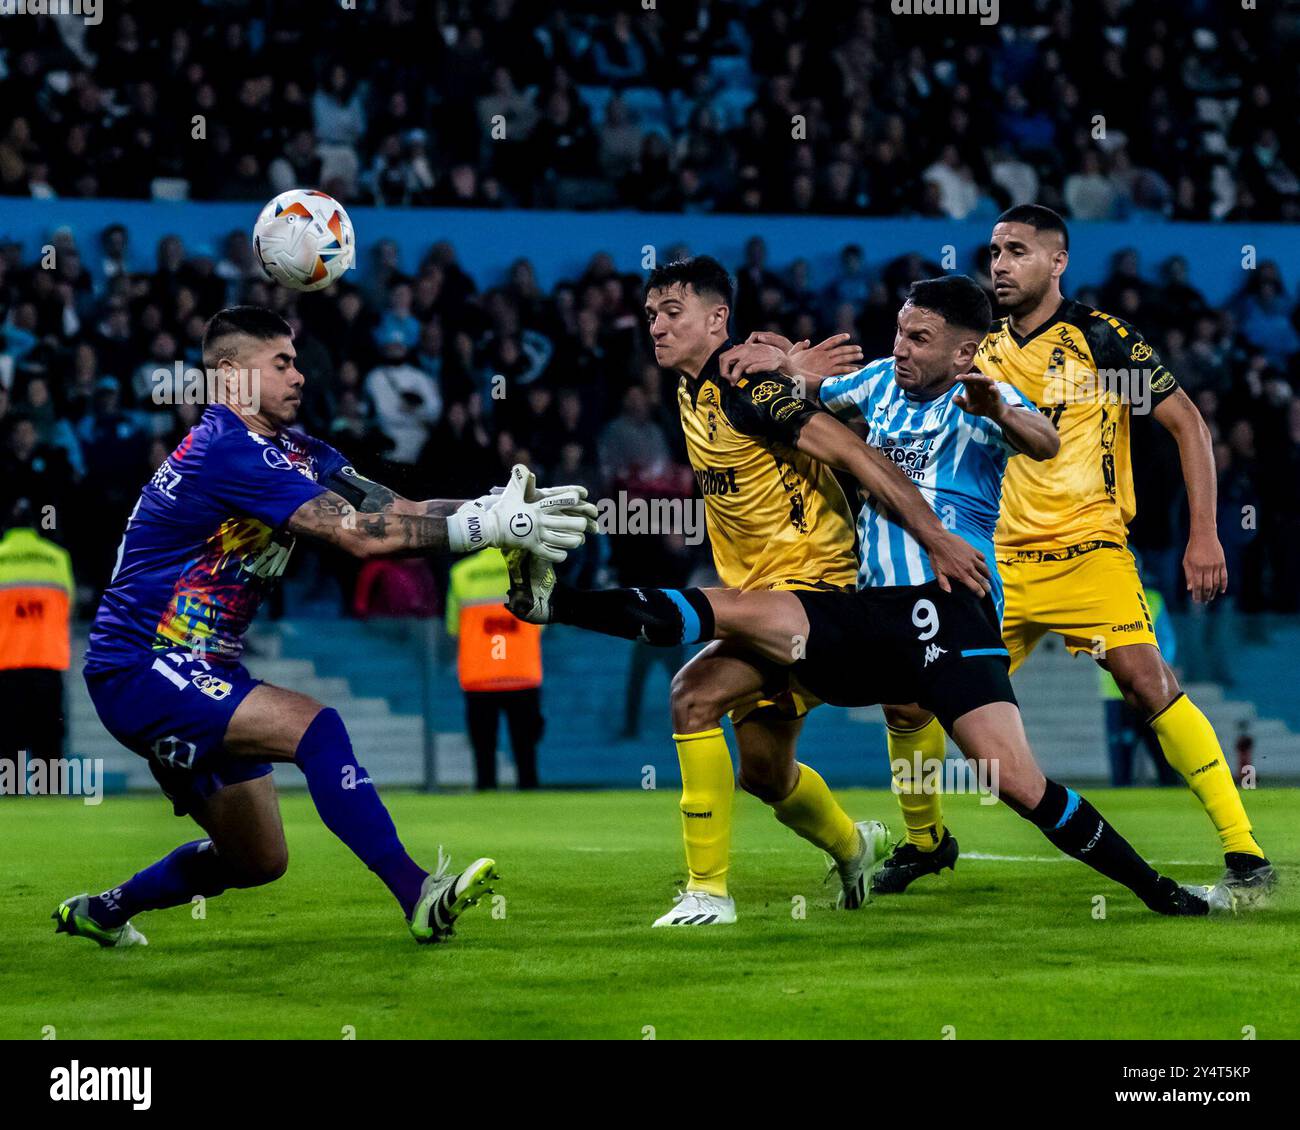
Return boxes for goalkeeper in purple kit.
[55,306,595,948]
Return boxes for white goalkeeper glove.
[473,472,599,534]
[446,464,589,562]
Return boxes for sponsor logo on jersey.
[1110,619,1145,633]
[1131,341,1153,363]
[1054,325,1087,359]
[695,467,740,496]
[193,673,233,700]
[876,436,935,481]
[1150,369,1175,394]
[750,380,783,403]
[262,446,293,471]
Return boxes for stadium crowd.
[1,0,1298,222]
[1,222,1299,623]
[1,0,1299,625]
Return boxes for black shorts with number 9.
[791,580,1017,732]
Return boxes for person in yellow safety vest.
[446,547,543,789]
[0,500,74,768]
[1099,581,1179,787]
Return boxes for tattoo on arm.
[324,468,465,522]
[420,499,463,519]
[288,490,450,557]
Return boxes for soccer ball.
[253,189,355,292]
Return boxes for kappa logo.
[923,643,947,666]
[152,735,197,771]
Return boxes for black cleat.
[1220,854,1277,909]
[870,830,958,895]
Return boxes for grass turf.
[2,786,1297,1039]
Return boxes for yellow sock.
[673,728,735,896]
[887,716,947,852]
[770,763,860,863]
[1150,694,1262,858]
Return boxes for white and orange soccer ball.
[253,189,355,292]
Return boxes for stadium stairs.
[67,620,1300,796]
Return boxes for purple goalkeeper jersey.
[86,405,347,673]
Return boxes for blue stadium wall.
[8,200,1300,304]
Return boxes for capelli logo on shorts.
[1110,620,1145,633]
[50,1061,152,1111]
[192,673,233,701]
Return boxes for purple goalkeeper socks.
[294,708,428,917]
[90,839,237,928]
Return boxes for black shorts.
[791,580,1017,732]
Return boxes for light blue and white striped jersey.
[819,357,1039,617]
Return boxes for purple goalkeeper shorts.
[85,649,272,817]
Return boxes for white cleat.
[652,890,737,927]
[828,820,891,909]
[408,849,499,944]
[1185,882,1238,916]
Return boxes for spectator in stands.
[597,385,671,492]
[365,330,443,469]
[268,129,322,195]
[591,11,650,84]
[1,415,76,535]
[312,63,367,151]
[597,95,644,181]
[1065,151,1119,220]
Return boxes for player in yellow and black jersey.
[878,206,1274,904]
[675,340,857,593]
[566,256,990,927]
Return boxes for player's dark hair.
[202,306,293,368]
[905,276,993,336]
[645,256,734,307]
[995,204,1070,251]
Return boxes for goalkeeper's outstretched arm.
[321,466,464,519]
[288,490,455,558]
[288,463,595,562]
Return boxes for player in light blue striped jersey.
[818,325,1040,621]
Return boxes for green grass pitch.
[3,787,1297,1039]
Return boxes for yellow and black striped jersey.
[676,345,857,592]
[977,299,1180,554]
